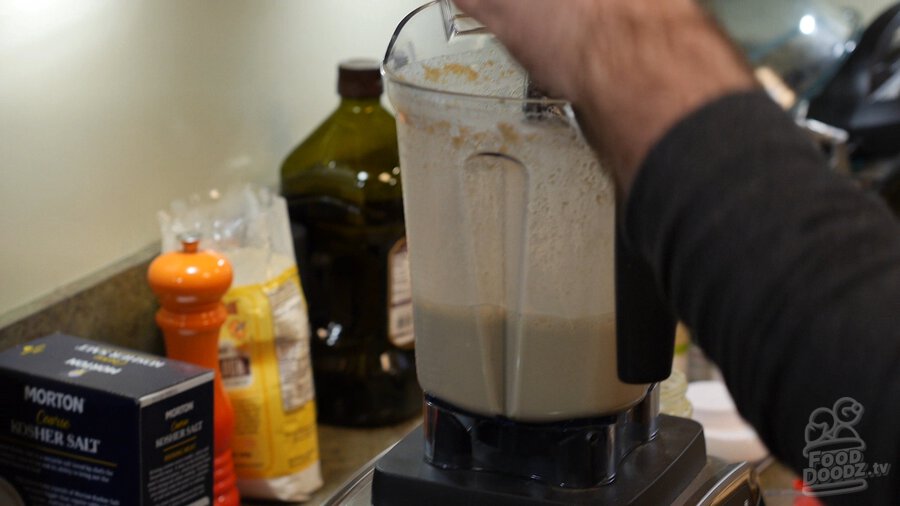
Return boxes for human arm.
[630,90,900,505]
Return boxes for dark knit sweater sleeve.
[625,91,900,504]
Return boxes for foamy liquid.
[415,302,647,421]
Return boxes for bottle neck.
[338,96,383,113]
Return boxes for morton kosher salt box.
[0,333,214,506]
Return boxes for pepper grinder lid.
[147,232,233,310]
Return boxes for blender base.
[372,416,707,505]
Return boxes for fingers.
[451,0,587,100]
[451,0,501,22]
[452,0,525,46]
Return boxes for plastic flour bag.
[159,185,322,502]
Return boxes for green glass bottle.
[280,60,420,426]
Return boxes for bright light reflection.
[799,15,817,36]
[1,0,106,49]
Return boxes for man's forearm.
[628,91,900,504]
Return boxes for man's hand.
[452,0,757,195]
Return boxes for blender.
[345,2,764,504]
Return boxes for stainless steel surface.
[323,458,381,506]
[635,382,661,439]
[239,419,421,506]
[674,460,762,506]
[322,467,375,506]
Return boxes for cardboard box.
[0,333,214,506]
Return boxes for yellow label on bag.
[219,266,319,479]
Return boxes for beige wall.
[0,0,423,323]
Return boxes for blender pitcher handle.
[615,218,677,384]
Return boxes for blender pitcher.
[338,3,760,501]
[383,1,673,423]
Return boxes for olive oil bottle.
[280,60,420,426]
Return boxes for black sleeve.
[625,91,900,504]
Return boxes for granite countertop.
[306,418,423,504]
[241,417,422,506]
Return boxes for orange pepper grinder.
[148,233,240,506]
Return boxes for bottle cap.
[338,59,383,99]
